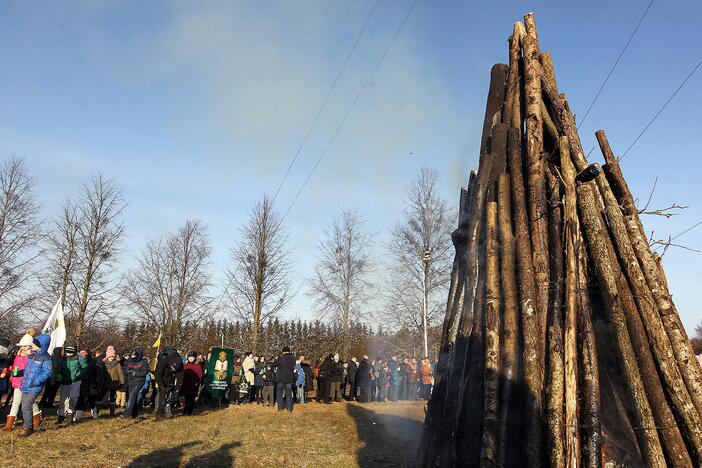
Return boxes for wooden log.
[507,127,543,464]
[540,81,589,172]
[595,164,699,465]
[480,201,501,467]
[503,22,525,127]
[522,14,550,403]
[576,181,667,468]
[545,167,565,468]
[597,130,702,418]
[540,52,558,92]
[497,174,519,466]
[559,138,581,468]
[576,255,602,468]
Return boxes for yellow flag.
[152,332,161,349]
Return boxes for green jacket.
[57,355,87,384]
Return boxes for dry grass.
[0,400,425,467]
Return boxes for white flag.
[42,296,66,355]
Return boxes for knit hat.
[105,346,116,359]
[79,350,88,357]
[64,341,78,353]
[17,333,34,347]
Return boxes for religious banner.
[205,347,235,398]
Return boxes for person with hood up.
[103,346,124,416]
[18,334,53,437]
[347,357,358,401]
[124,347,150,418]
[242,351,256,403]
[356,357,373,403]
[1,334,33,431]
[56,340,87,425]
[181,351,203,416]
[329,353,344,402]
[154,346,183,418]
[295,355,305,403]
[271,345,296,413]
[318,354,334,404]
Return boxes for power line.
[577,0,654,129]
[620,56,702,160]
[270,0,381,205]
[281,0,421,222]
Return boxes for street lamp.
[422,250,431,358]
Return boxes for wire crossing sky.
[1,1,701,333]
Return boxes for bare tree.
[307,209,373,360]
[69,175,126,344]
[0,158,41,336]
[39,200,79,311]
[225,196,292,353]
[383,168,454,357]
[124,220,212,347]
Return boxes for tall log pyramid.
[418,12,702,468]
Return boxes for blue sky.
[1,1,700,333]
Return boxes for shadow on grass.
[128,441,202,467]
[185,441,242,467]
[346,403,423,468]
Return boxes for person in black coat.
[154,347,183,418]
[329,354,344,402]
[301,360,314,402]
[271,346,296,413]
[347,357,358,401]
[356,357,373,403]
[124,348,150,418]
[318,354,334,404]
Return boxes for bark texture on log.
[480,201,501,467]
[546,167,565,468]
[559,138,581,468]
[497,174,519,466]
[598,130,702,419]
[577,182,666,468]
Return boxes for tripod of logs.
[418,13,702,468]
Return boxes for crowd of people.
[0,329,435,438]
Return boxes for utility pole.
[422,250,431,358]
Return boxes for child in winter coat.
[19,334,53,437]
[181,351,203,416]
[262,362,275,406]
[295,358,305,403]
[1,334,33,431]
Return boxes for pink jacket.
[9,355,29,389]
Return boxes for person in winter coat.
[329,354,344,402]
[75,350,101,422]
[242,352,256,403]
[347,357,358,401]
[318,354,334,404]
[103,346,124,416]
[254,356,265,403]
[377,361,390,402]
[389,362,401,401]
[124,347,150,418]
[295,356,305,403]
[356,357,373,403]
[301,359,314,402]
[419,357,433,400]
[154,347,183,418]
[181,351,203,416]
[406,358,419,400]
[262,359,275,406]
[18,334,53,437]
[1,334,33,431]
[271,346,296,413]
[56,341,87,424]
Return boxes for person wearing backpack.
[154,346,183,419]
[124,347,150,418]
